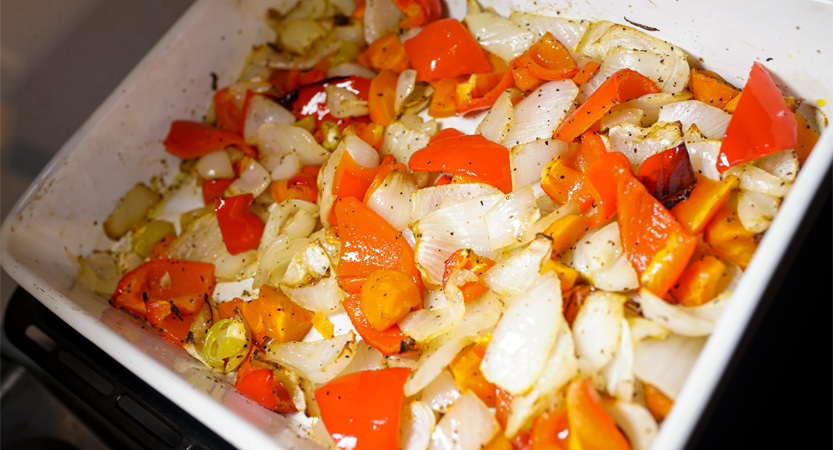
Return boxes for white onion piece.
[637,288,724,337]
[724,163,793,197]
[601,399,659,450]
[401,113,438,136]
[608,121,683,172]
[477,89,518,144]
[213,249,258,281]
[418,370,462,413]
[280,19,328,55]
[481,273,562,395]
[501,80,578,148]
[281,241,344,313]
[266,152,303,180]
[254,39,341,71]
[364,0,403,44]
[602,318,635,401]
[260,200,319,253]
[327,62,377,79]
[339,342,385,376]
[264,332,357,384]
[400,289,465,343]
[429,392,499,450]
[331,21,366,48]
[253,236,311,289]
[658,100,731,140]
[518,202,580,247]
[401,401,437,450]
[382,121,432,166]
[77,251,121,295]
[411,194,502,285]
[243,96,295,144]
[227,81,272,110]
[366,169,418,231]
[617,91,694,125]
[754,149,799,182]
[282,275,345,314]
[484,186,540,250]
[309,418,339,449]
[196,151,234,180]
[441,290,503,343]
[600,108,646,131]
[258,123,330,165]
[396,70,419,115]
[405,337,471,396]
[567,221,639,292]
[572,291,626,373]
[483,235,552,300]
[629,317,671,342]
[683,126,722,180]
[167,213,226,263]
[510,138,570,188]
[328,0,356,16]
[228,158,271,198]
[509,12,588,52]
[504,322,577,437]
[103,183,160,240]
[325,85,369,118]
[411,183,502,223]
[633,333,706,399]
[737,189,780,233]
[465,11,536,61]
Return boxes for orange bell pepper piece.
[566,378,630,450]
[555,69,660,143]
[514,32,578,81]
[360,270,422,331]
[449,339,498,407]
[540,260,581,292]
[343,293,418,356]
[441,248,496,302]
[352,122,385,150]
[328,150,383,225]
[543,214,590,256]
[531,409,570,450]
[455,53,515,114]
[271,172,318,204]
[403,19,491,81]
[240,285,313,346]
[393,0,441,28]
[704,194,759,268]
[641,229,698,298]
[670,175,739,235]
[644,383,674,423]
[541,157,595,211]
[369,69,399,126]
[670,255,731,306]
[408,133,513,193]
[584,152,634,228]
[571,61,600,87]
[217,298,244,321]
[483,434,514,450]
[562,131,607,172]
[428,77,462,118]
[688,69,739,109]
[311,312,335,339]
[363,33,410,74]
[562,284,592,328]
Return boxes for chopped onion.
[280,241,345,312]
[754,149,799,182]
[430,392,499,450]
[214,249,258,281]
[258,123,330,165]
[325,85,369,118]
[396,70,419,115]
[608,121,683,172]
[724,163,793,198]
[509,12,589,52]
[261,200,319,251]
[77,251,121,295]
[477,88,518,144]
[484,186,540,250]
[103,183,160,240]
[327,61,377,79]
[365,169,418,231]
[633,333,706,399]
[572,291,626,373]
[567,221,639,292]
[196,151,235,180]
[401,113,438,136]
[309,418,338,449]
[381,121,432,166]
[657,100,731,140]
[265,152,303,180]
[504,322,577,437]
[401,401,436,450]
[263,331,357,384]
[418,369,461,413]
[616,91,694,125]
[273,367,307,412]
[167,212,227,264]
[600,108,646,131]
[363,0,403,44]
[253,39,341,70]
[517,202,580,247]
[483,235,552,300]
[601,318,635,401]
[400,289,465,343]
[404,336,471,396]
[339,342,386,376]
[465,11,536,61]
[509,138,570,189]
[228,158,271,198]
[628,317,671,342]
[253,236,312,289]
[243,96,296,144]
[411,194,502,285]
[410,183,502,223]
[481,273,562,395]
[737,189,780,233]
[280,19,328,55]
[683,125,722,180]
[501,80,578,148]
[636,288,726,337]
[601,399,658,450]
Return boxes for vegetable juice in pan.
[78,0,823,448]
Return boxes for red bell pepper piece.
[149,232,176,260]
[394,0,441,28]
[584,151,634,228]
[215,194,265,255]
[717,62,797,172]
[403,19,492,81]
[235,349,297,413]
[617,176,696,296]
[202,178,235,205]
[455,53,515,114]
[292,76,372,123]
[430,127,465,143]
[163,120,256,159]
[214,87,244,134]
[563,130,607,172]
[511,32,578,87]
[271,172,318,204]
[315,368,411,450]
[327,150,384,225]
[555,69,660,143]
[408,134,512,193]
[636,143,697,208]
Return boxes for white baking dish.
[2,0,831,449]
